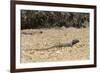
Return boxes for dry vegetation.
[21,27,89,63]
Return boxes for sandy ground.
[20,27,89,63]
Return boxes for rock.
[40,31,43,34]
[61,26,66,30]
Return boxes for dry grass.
[21,27,89,63]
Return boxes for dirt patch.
[21,27,89,63]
